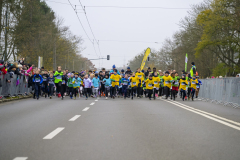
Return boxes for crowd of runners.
[30,62,202,101]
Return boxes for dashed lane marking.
[82,107,90,111]
[69,115,81,121]
[13,158,28,160]
[90,102,95,105]
[43,127,65,139]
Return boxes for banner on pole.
[185,53,188,72]
[140,48,151,70]
[38,56,43,69]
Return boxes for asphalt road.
[0,96,240,160]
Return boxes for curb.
[1,95,32,103]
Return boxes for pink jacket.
[21,66,32,76]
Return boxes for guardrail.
[0,74,32,97]
[198,78,240,108]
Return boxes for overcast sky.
[45,0,203,70]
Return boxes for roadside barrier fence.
[0,74,32,97]
[199,78,240,108]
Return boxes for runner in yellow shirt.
[179,74,188,101]
[145,75,154,100]
[135,68,144,98]
[190,74,198,101]
[129,72,140,100]
[162,71,172,99]
[152,72,160,100]
[110,70,121,99]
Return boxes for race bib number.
[154,81,158,84]
[174,81,178,85]
[57,76,62,79]
[192,81,196,84]
[123,82,128,85]
[181,82,186,86]
[133,82,136,85]
[49,81,54,84]
[69,82,73,84]
[35,78,40,82]
[196,85,200,88]
[62,80,65,84]
[138,75,142,78]
[165,81,169,84]
[43,78,47,81]
[148,84,152,87]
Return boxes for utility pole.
[68,51,69,69]
[123,54,126,69]
[73,60,74,71]
[54,38,56,69]
[99,56,100,70]
[4,2,8,61]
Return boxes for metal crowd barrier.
[198,78,240,108]
[0,74,32,97]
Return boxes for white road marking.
[95,100,98,101]
[43,127,65,139]
[90,102,95,105]
[163,100,240,131]
[69,115,81,121]
[13,157,28,160]
[172,101,240,127]
[82,107,90,111]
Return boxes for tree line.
[128,0,240,78]
[0,0,95,71]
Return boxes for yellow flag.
[140,48,151,70]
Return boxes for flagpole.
[185,53,188,72]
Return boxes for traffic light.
[107,55,110,60]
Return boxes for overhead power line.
[99,40,161,44]
[68,0,98,57]
[85,6,191,9]
[79,0,102,58]
[79,0,98,43]
[45,1,190,9]
[45,0,79,6]
[68,0,92,43]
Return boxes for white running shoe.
[106,97,108,100]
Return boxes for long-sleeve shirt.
[54,71,63,83]
[33,74,43,84]
[121,78,130,86]
[83,78,92,88]
[26,66,33,73]
[42,74,49,82]
[92,77,100,88]
[68,77,74,87]
[47,77,55,86]
[0,65,7,75]
[61,75,68,85]
[196,80,202,88]
[72,77,82,88]
[162,76,173,88]
[179,79,188,91]
[110,74,121,87]
[103,78,111,87]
